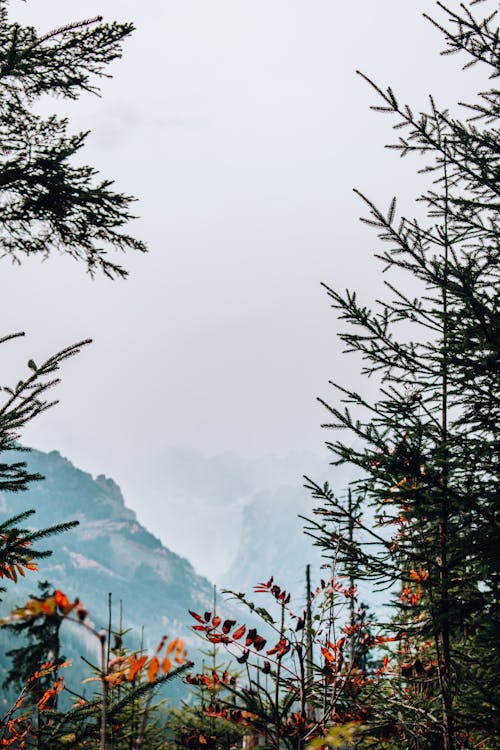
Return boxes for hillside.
[0,447,216,702]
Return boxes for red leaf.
[189,610,204,623]
[232,624,246,640]
[208,634,231,644]
[212,616,221,628]
[245,628,257,646]
[267,638,290,659]
[267,638,287,656]
[222,619,236,634]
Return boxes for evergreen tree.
[305,2,498,748]
[0,334,88,596]
[0,588,190,748]
[0,3,146,278]
[3,580,65,702]
[0,1,145,589]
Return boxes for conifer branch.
[33,16,104,48]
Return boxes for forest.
[0,0,498,748]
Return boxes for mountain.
[120,447,334,581]
[221,458,358,604]
[223,483,322,601]
[120,447,345,584]
[0,447,216,701]
[115,445,363,605]
[0,444,383,708]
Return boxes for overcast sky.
[1,1,489,573]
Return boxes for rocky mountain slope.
[0,447,216,701]
[0,444,380,706]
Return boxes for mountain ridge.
[0,447,215,694]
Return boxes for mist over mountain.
[0,444,375,704]
[121,446,350,586]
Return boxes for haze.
[0,0,487,577]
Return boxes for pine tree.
[0,4,163,746]
[3,580,65,701]
[0,2,146,590]
[305,2,499,748]
[0,334,89,595]
[0,3,146,279]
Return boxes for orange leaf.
[162,656,172,674]
[321,647,335,662]
[54,590,76,615]
[167,638,178,654]
[175,638,184,653]
[54,590,69,609]
[37,688,55,710]
[128,655,147,681]
[148,656,160,683]
[232,624,246,640]
[409,567,429,582]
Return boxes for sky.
[0,1,490,575]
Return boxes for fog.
[1,0,489,577]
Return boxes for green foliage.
[1,588,191,748]
[0,2,146,278]
[2,580,65,702]
[303,2,499,748]
[167,652,245,750]
[307,723,360,749]
[0,1,159,746]
[0,0,143,608]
